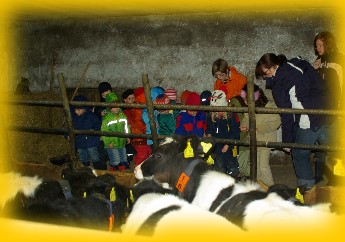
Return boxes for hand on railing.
[283,147,291,153]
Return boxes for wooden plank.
[10,162,137,189]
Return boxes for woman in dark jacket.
[255,53,336,189]
[313,31,345,110]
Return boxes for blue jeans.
[292,123,334,188]
[107,147,127,167]
[77,147,100,166]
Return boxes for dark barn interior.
[1,3,345,238]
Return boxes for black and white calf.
[122,177,244,237]
[0,168,132,231]
[134,135,338,231]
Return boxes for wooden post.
[247,78,258,181]
[48,49,55,128]
[71,61,91,101]
[61,61,91,128]
[58,73,79,172]
[142,73,159,149]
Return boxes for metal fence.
[5,73,345,180]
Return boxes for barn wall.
[12,9,338,98]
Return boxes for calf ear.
[179,135,197,154]
[199,137,216,156]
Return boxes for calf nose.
[134,165,144,180]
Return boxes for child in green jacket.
[101,92,130,170]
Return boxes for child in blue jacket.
[70,95,101,168]
[175,92,207,138]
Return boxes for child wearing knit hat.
[175,92,207,138]
[200,90,212,106]
[69,95,102,169]
[206,90,241,178]
[180,90,192,105]
[164,88,177,103]
[98,81,113,102]
[155,94,179,136]
[101,92,130,170]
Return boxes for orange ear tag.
[108,214,114,231]
[176,172,190,192]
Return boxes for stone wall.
[11,9,339,99]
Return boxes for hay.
[7,92,69,164]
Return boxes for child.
[155,93,179,136]
[101,92,130,170]
[122,88,135,126]
[206,90,240,178]
[200,90,212,119]
[175,92,206,138]
[131,87,152,166]
[164,88,177,103]
[122,88,136,165]
[93,106,109,170]
[238,84,281,186]
[69,95,102,168]
[98,81,112,102]
[200,90,212,106]
[212,58,247,101]
[180,90,191,105]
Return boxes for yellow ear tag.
[206,155,214,165]
[333,158,345,176]
[130,189,134,203]
[232,146,238,157]
[83,192,87,198]
[295,188,304,204]
[201,142,212,154]
[110,187,116,202]
[184,141,194,158]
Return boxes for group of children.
[68,59,270,182]
[69,82,132,171]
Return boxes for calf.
[134,135,338,231]
[122,178,244,237]
[130,177,174,201]
[1,169,131,231]
[15,196,121,231]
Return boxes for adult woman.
[313,31,345,109]
[255,53,335,189]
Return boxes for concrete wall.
[12,9,338,98]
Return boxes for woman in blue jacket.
[255,53,336,189]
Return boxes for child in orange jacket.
[212,59,247,101]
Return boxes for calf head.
[131,177,174,202]
[134,135,215,194]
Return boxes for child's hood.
[151,86,165,101]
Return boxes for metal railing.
[5,73,345,180]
